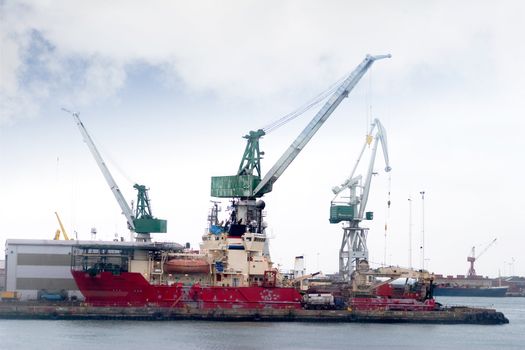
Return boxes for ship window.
[216,274,222,281]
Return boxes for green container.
[329,205,354,224]
[134,218,167,233]
[365,211,374,220]
[211,175,272,198]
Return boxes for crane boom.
[253,54,391,196]
[54,212,70,240]
[467,238,497,277]
[358,119,391,218]
[66,110,136,231]
[477,238,497,259]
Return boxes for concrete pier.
[0,302,509,324]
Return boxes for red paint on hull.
[72,270,302,309]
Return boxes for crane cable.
[261,72,350,134]
[366,67,373,136]
[90,131,137,187]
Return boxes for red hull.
[72,270,302,309]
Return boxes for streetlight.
[408,196,413,269]
[420,191,425,270]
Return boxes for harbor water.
[0,297,523,350]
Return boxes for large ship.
[433,239,508,297]
[71,220,303,309]
[433,274,508,297]
[70,206,437,311]
[70,54,439,311]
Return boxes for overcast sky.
[1,0,524,277]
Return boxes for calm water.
[0,297,523,350]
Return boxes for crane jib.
[252,54,391,196]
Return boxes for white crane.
[64,109,166,242]
[330,118,391,281]
[65,109,136,232]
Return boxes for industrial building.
[0,260,5,291]
[4,239,179,301]
[4,239,84,300]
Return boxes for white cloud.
[2,0,523,126]
[2,0,525,276]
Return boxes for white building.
[4,239,184,301]
[4,239,85,301]
[0,260,5,291]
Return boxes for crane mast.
[330,118,391,281]
[210,54,390,243]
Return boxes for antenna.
[408,195,413,269]
[420,191,426,270]
[383,174,391,267]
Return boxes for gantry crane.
[330,118,391,281]
[64,109,167,242]
[210,54,390,250]
[467,238,497,277]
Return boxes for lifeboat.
[164,258,210,274]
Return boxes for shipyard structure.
[0,55,511,324]
[3,239,184,301]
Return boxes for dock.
[0,302,509,324]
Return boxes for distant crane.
[53,212,71,240]
[467,238,497,277]
[63,109,167,242]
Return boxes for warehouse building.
[5,239,184,301]
[5,239,170,301]
[0,260,5,291]
[4,239,84,301]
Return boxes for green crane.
[210,54,391,239]
[65,109,167,241]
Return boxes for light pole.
[420,191,425,270]
[408,196,413,269]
